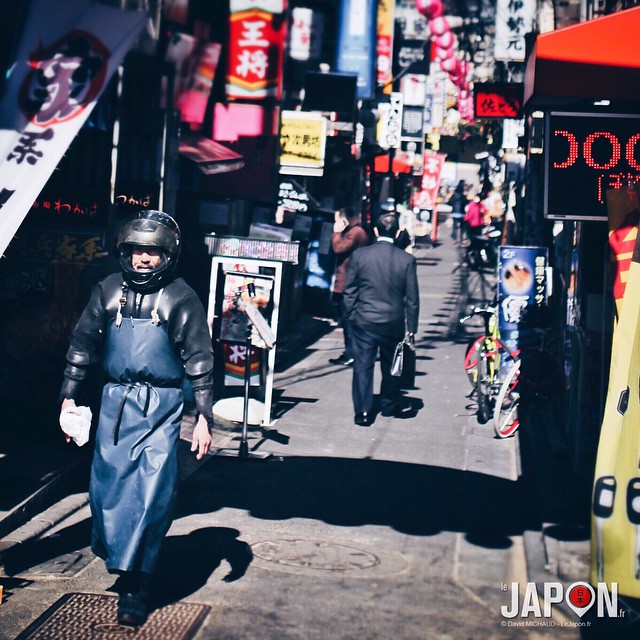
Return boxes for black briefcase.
[400,342,416,389]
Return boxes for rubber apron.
[90,296,184,574]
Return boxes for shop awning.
[373,153,412,174]
[179,134,245,175]
[524,7,640,106]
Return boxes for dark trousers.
[332,293,354,359]
[351,323,402,415]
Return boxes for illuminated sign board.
[474,83,523,119]
[545,111,640,221]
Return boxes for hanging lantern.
[440,56,457,72]
[433,31,454,49]
[415,0,444,19]
[434,45,453,60]
[429,16,449,37]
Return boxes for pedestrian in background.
[343,214,420,426]
[59,210,214,627]
[329,208,369,366]
[464,193,488,251]
[447,180,468,242]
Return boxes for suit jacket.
[343,238,419,337]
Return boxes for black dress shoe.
[329,354,355,366]
[354,412,373,426]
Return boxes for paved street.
[0,233,592,639]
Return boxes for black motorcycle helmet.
[117,210,181,293]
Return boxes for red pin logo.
[565,582,595,618]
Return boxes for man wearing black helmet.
[59,210,214,626]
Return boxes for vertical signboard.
[376,0,394,93]
[336,0,377,99]
[495,0,536,61]
[289,6,324,62]
[227,0,287,100]
[377,92,402,150]
[414,150,446,210]
[497,245,548,352]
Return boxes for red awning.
[524,7,640,106]
[374,153,412,174]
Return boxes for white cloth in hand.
[59,406,92,446]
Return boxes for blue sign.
[498,245,548,351]
[336,0,377,99]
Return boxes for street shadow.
[149,527,252,609]
[272,391,319,420]
[178,456,539,549]
[1,518,92,577]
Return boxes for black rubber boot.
[117,572,150,626]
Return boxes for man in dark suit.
[343,214,420,426]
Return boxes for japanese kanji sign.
[474,83,523,119]
[278,111,327,176]
[414,150,446,210]
[226,0,287,100]
[495,0,536,62]
[0,0,145,257]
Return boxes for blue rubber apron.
[90,310,185,574]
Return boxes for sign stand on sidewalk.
[213,273,282,462]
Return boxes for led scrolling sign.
[544,112,640,221]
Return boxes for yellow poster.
[591,230,640,597]
[279,111,327,170]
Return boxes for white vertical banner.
[495,0,536,61]
[0,0,146,257]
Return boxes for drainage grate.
[15,592,210,640]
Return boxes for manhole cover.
[251,538,411,579]
[15,592,210,640]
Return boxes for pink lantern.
[415,0,444,19]
[434,45,453,60]
[429,16,449,37]
[433,31,454,49]
[459,88,469,100]
[440,56,457,72]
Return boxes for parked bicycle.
[463,225,501,272]
[461,304,519,425]
[493,327,563,438]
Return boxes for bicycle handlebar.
[459,305,497,324]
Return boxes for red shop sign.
[226,1,287,100]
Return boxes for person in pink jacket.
[464,194,488,249]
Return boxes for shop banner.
[226,0,287,100]
[336,0,377,99]
[497,245,548,352]
[591,229,640,597]
[289,6,324,62]
[414,150,446,210]
[376,0,394,93]
[495,0,536,62]
[0,0,146,258]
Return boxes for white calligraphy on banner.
[495,0,536,62]
[0,0,146,257]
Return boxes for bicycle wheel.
[464,336,485,387]
[494,360,521,438]
[464,335,515,389]
[476,356,492,424]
